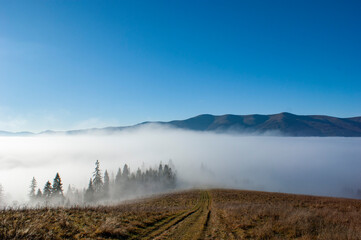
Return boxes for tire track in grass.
[155,190,212,240]
[199,191,212,240]
[130,191,205,240]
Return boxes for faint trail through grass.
[153,190,212,240]
[2,189,361,240]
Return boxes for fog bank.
[0,125,360,204]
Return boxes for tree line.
[29,160,176,205]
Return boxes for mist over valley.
[0,125,360,205]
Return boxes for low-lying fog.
[0,125,361,204]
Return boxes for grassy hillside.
[1,189,360,239]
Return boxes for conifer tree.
[36,189,43,199]
[52,173,64,197]
[136,168,142,182]
[43,181,52,198]
[115,168,121,183]
[65,184,74,201]
[114,168,122,198]
[159,163,163,176]
[29,177,37,201]
[92,160,103,193]
[103,170,110,197]
[122,164,130,179]
[85,178,94,202]
[163,164,176,187]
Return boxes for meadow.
[1,189,360,239]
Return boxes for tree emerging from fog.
[43,181,52,199]
[28,173,65,206]
[92,160,103,194]
[28,160,177,206]
[84,160,177,204]
[52,173,64,197]
[29,177,37,202]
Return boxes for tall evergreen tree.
[43,181,52,198]
[103,170,110,197]
[85,178,94,202]
[65,184,74,201]
[29,177,37,201]
[122,164,130,179]
[163,164,176,187]
[159,163,163,172]
[52,173,64,197]
[115,168,122,183]
[136,168,142,182]
[36,189,43,199]
[92,160,103,193]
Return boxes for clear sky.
[0,0,360,132]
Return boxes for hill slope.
[1,189,361,239]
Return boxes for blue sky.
[0,0,360,132]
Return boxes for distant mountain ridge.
[156,112,361,136]
[1,112,361,137]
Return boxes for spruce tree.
[115,168,121,183]
[29,177,37,201]
[103,170,110,198]
[122,164,130,179]
[122,164,130,193]
[66,184,73,196]
[136,168,142,182]
[43,181,52,198]
[85,178,94,202]
[92,160,103,193]
[36,189,43,199]
[163,165,176,188]
[159,163,163,176]
[52,173,64,197]
[114,168,122,198]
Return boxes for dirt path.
[134,190,212,240]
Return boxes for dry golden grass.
[0,191,199,239]
[210,189,361,240]
[1,189,360,239]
